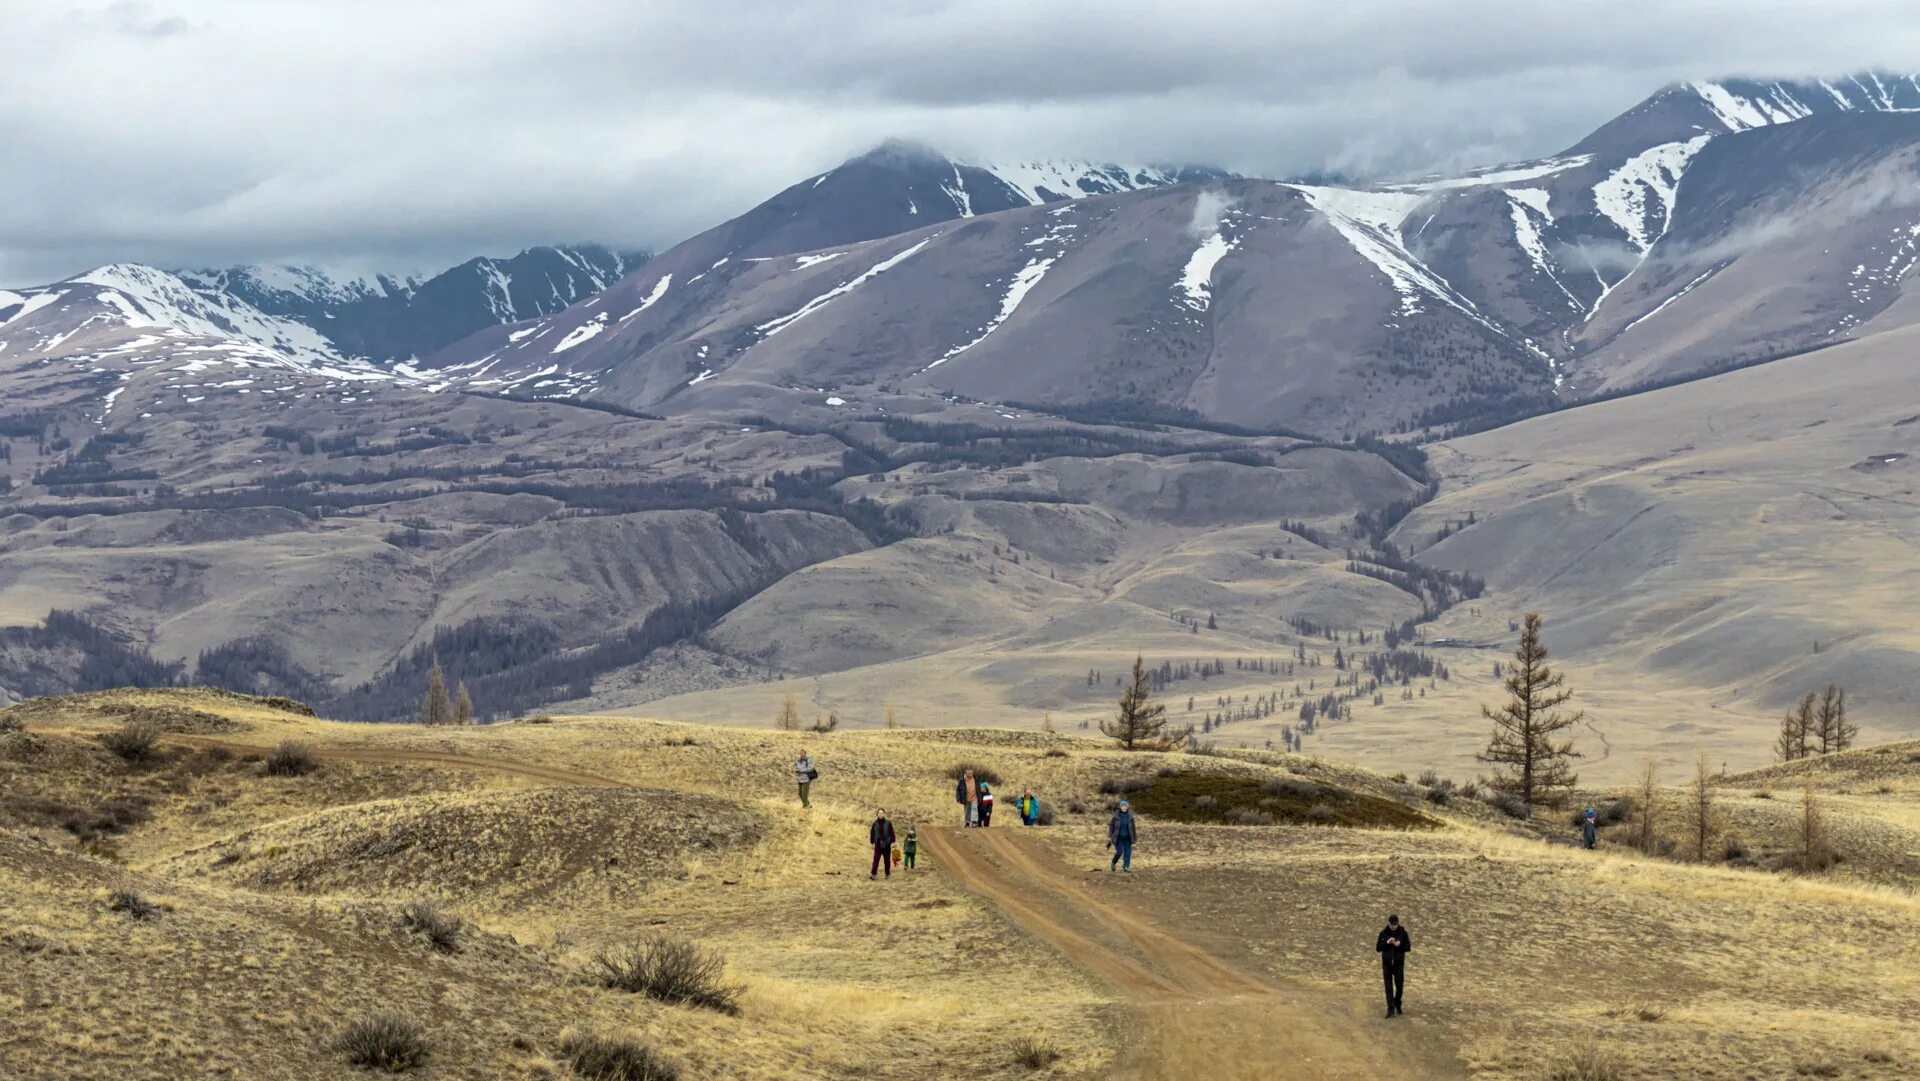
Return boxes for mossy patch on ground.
[1120,770,1440,830]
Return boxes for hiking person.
[1376,914,1412,1017]
[902,821,918,870]
[869,808,897,880]
[978,780,995,827]
[1017,789,1039,827]
[1582,807,1598,850]
[794,751,817,808]
[956,769,978,827]
[1107,799,1138,872]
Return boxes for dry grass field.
[2,687,1916,1079]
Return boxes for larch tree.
[774,691,802,732]
[1798,784,1830,873]
[1102,655,1189,751]
[454,682,473,726]
[1812,684,1854,754]
[1775,693,1813,762]
[1633,759,1660,855]
[422,659,454,726]
[1685,751,1717,862]
[1478,613,1582,807]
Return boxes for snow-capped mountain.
[416,73,1920,435]
[175,245,645,362]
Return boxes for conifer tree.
[1101,654,1189,751]
[1775,692,1815,761]
[1478,613,1581,807]
[1812,684,1853,754]
[774,691,802,731]
[454,682,473,726]
[422,659,454,726]
[1686,751,1716,862]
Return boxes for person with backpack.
[1017,790,1039,827]
[869,808,897,880]
[902,821,918,870]
[955,769,978,827]
[1581,807,1598,849]
[1376,914,1412,1017]
[794,751,817,808]
[1107,800,1138,872]
[977,780,995,827]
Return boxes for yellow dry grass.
[2,687,1915,1079]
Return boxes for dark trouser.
[1111,839,1132,870]
[1382,956,1405,1011]
[904,848,916,869]
[980,803,993,827]
[871,845,891,877]
[798,781,811,807]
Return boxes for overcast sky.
[5,0,1920,286]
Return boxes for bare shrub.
[398,900,461,953]
[101,721,160,763]
[949,762,1003,786]
[335,1012,429,1073]
[558,1030,679,1081]
[264,741,317,777]
[1034,801,1056,826]
[1486,790,1530,820]
[590,936,740,1014]
[1096,776,1150,796]
[1192,794,1217,812]
[1229,808,1274,826]
[107,887,159,921]
[1543,1045,1624,1081]
[1044,748,1069,759]
[1262,777,1318,801]
[1416,769,1443,788]
[1065,799,1087,815]
[1305,802,1336,824]
[1009,1033,1061,1069]
[1793,1059,1840,1077]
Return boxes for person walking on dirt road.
[795,751,817,808]
[978,780,995,827]
[1376,914,1411,1017]
[1108,800,1138,872]
[1581,807,1598,849]
[1017,789,1039,827]
[956,769,979,827]
[902,821,918,869]
[869,809,897,880]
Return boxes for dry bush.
[1034,800,1056,826]
[336,1012,429,1073]
[1305,802,1336,824]
[1044,748,1069,758]
[949,762,1003,785]
[1262,777,1319,801]
[1009,1032,1061,1069]
[1192,794,1217,812]
[558,1030,679,1081]
[1416,769,1443,788]
[1097,776,1150,796]
[1792,1059,1839,1077]
[589,936,740,1014]
[101,720,160,763]
[1485,789,1530,819]
[398,899,461,953]
[1543,1044,1624,1081]
[1229,808,1274,826]
[264,741,317,777]
[106,887,159,921]
[0,711,19,733]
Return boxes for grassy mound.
[169,786,762,905]
[0,687,316,733]
[1120,769,1440,830]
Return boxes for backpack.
[807,766,820,781]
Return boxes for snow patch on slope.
[1178,233,1235,311]
[1592,135,1713,253]
[757,236,938,338]
[1504,189,1580,310]
[551,312,609,353]
[619,273,673,323]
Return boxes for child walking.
[902,822,918,869]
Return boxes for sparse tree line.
[1774,684,1856,761]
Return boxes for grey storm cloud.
[5,0,1920,285]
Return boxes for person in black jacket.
[869,809,897,880]
[1375,914,1411,1016]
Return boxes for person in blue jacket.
[1107,800,1138,872]
[1581,807,1598,849]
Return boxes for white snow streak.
[1504,189,1580,310]
[1592,135,1712,253]
[925,256,1056,369]
[1623,265,1721,333]
[1177,233,1235,311]
[550,312,608,353]
[1387,156,1592,193]
[618,273,673,323]
[793,252,844,269]
[757,236,937,338]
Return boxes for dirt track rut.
[924,827,1463,1080]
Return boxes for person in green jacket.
[902,822,918,869]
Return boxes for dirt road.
[924,827,1464,1080]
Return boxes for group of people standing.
[794,752,1419,1016]
[952,769,1042,829]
